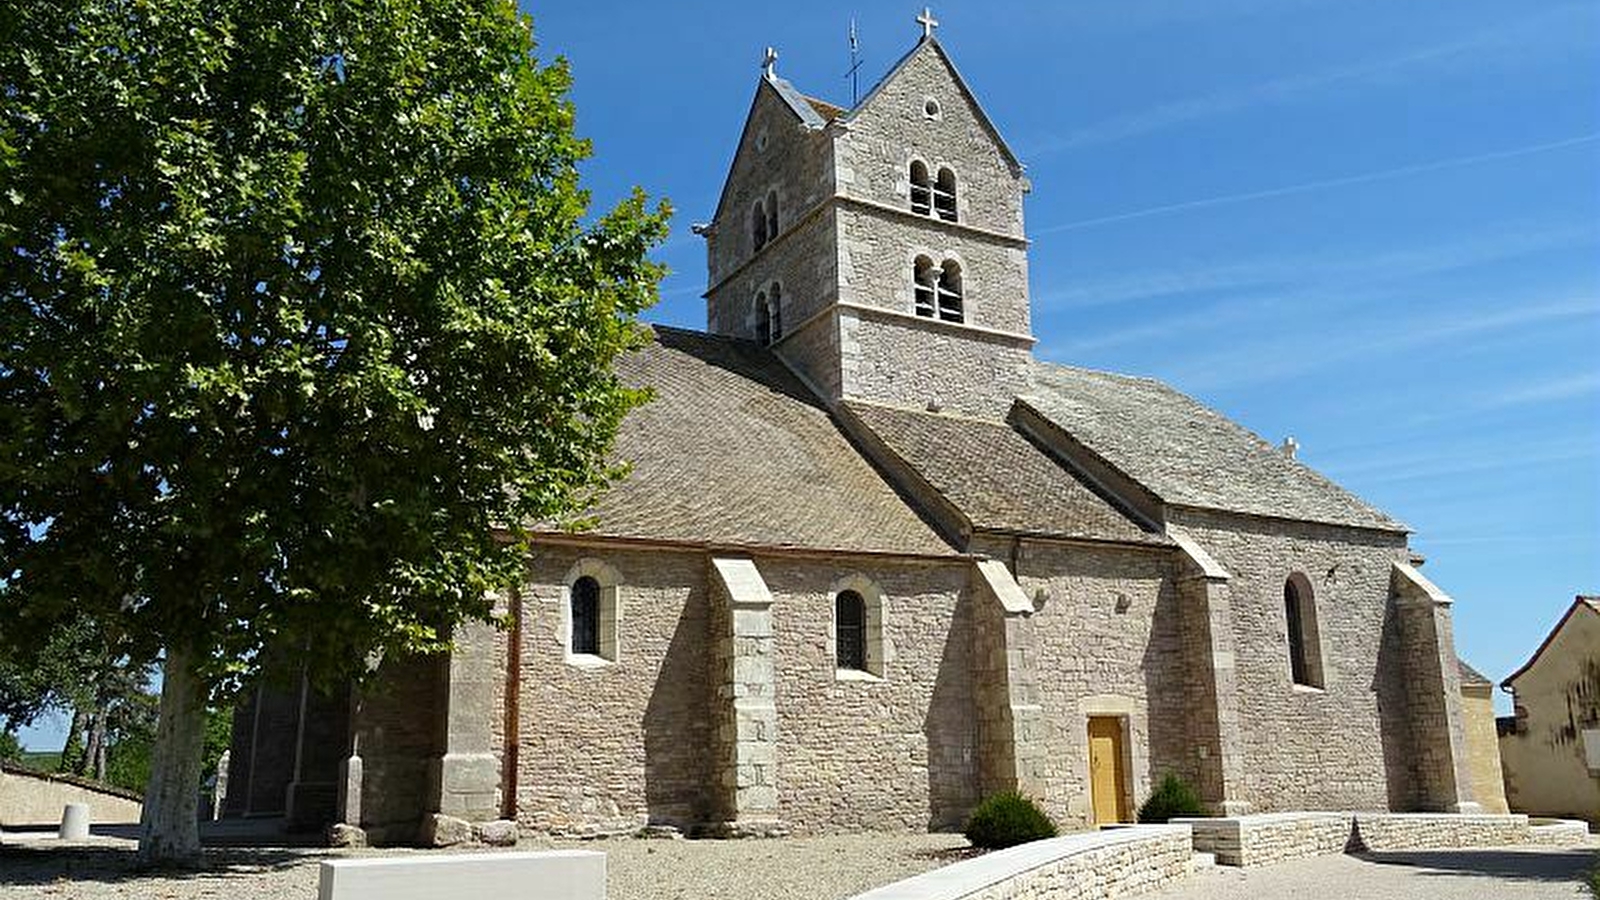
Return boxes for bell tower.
[701,12,1034,419]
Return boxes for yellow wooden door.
[1088,716,1129,825]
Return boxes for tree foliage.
[2,0,666,859]
[1,0,665,696]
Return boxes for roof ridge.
[842,397,1010,428]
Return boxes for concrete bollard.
[58,803,90,840]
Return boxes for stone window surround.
[905,156,960,224]
[560,557,622,668]
[704,192,1024,305]
[1284,571,1326,691]
[908,246,968,323]
[827,573,889,681]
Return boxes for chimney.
[1280,436,1299,459]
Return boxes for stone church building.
[226,21,1483,843]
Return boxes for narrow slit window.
[766,190,779,241]
[913,256,936,318]
[752,200,768,251]
[571,575,600,656]
[937,260,963,323]
[836,590,867,671]
[755,291,771,345]
[910,161,932,216]
[934,168,957,222]
[769,282,783,341]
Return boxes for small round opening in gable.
[923,98,941,119]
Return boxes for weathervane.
[762,46,778,80]
[916,7,939,39]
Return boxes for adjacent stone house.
[1498,596,1600,825]
[226,21,1484,844]
[1457,659,1510,815]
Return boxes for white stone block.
[317,851,605,900]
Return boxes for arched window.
[768,282,783,342]
[766,190,779,241]
[571,575,601,656]
[836,590,867,671]
[1284,573,1324,688]
[755,290,771,345]
[937,259,964,323]
[934,167,957,222]
[913,255,936,318]
[752,199,768,251]
[832,576,886,678]
[910,161,932,216]
[564,559,621,664]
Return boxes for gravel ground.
[1152,847,1596,900]
[0,831,974,899]
[4,834,1592,899]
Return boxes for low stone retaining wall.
[1175,812,1350,867]
[1177,811,1587,868]
[1528,819,1592,846]
[0,763,143,828]
[848,825,1193,900]
[1352,813,1529,851]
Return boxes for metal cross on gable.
[762,46,778,79]
[916,7,939,39]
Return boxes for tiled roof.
[844,401,1166,545]
[574,327,956,557]
[804,95,845,121]
[1023,362,1405,532]
[1457,658,1492,687]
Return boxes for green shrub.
[1585,854,1600,899]
[964,791,1057,850]
[0,730,21,762]
[1137,773,1204,823]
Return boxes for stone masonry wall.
[707,210,839,344]
[348,652,443,843]
[515,544,712,834]
[1008,541,1190,828]
[836,204,1030,336]
[775,305,842,401]
[841,310,1033,418]
[1167,508,1412,812]
[836,40,1025,237]
[765,555,978,832]
[706,79,835,291]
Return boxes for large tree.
[0,0,667,864]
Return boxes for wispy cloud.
[1022,4,1594,155]
[1032,133,1600,236]
[1326,438,1597,487]
[1474,371,1600,411]
[1035,220,1594,312]
[1164,293,1598,391]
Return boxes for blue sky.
[15,1,1597,749]
[528,1,1598,708]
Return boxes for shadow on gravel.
[0,844,321,886]
[1353,849,1596,884]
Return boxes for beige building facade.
[1498,596,1600,826]
[228,22,1485,844]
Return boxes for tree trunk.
[81,708,104,778]
[137,646,207,867]
[59,707,84,773]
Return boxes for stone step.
[1191,852,1217,871]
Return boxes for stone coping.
[849,825,1191,900]
[1174,811,1572,868]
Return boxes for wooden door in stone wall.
[1088,716,1130,825]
